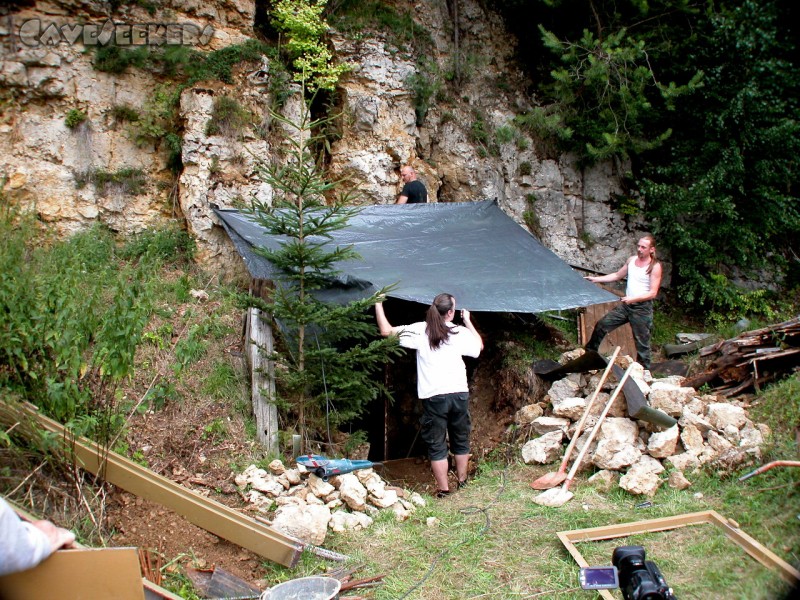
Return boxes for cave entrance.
[351,302,544,490]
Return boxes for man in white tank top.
[583,235,663,370]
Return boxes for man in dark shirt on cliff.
[396,165,428,204]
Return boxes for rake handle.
[556,347,621,473]
[561,363,634,490]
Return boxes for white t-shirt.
[626,259,652,299]
[0,496,52,576]
[396,321,482,399]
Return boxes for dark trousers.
[586,301,654,369]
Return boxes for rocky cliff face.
[0,0,654,279]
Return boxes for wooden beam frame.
[558,510,800,600]
[6,402,303,567]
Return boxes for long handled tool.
[531,346,621,490]
[533,363,634,507]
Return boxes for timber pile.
[684,317,800,396]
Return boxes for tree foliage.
[248,101,401,449]
[638,0,800,320]
[491,0,800,318]
[271,0,350,91]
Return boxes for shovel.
[533,363,633,507]
[530,346,621,490]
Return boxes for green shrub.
[119,224,196,265]
[0,210,151,429]
[110,104,140,123]
[74,168,146,196]
[205,96,252,138]
[406,64,440,126]
[65,109,88,129]
[495,125,515,145]
[93,45,150,74]
[519,161,532,176]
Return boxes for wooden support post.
[246,307,279,455]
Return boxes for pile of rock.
[234,460,425,546]
[518,351,770,497]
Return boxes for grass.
[255,368,800,599]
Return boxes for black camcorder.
[580,545,676,599]
[612,545,676,600]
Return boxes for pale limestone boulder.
[598,417,639,445]
[723,425,741,445]
[568,416,598,439]
[588,469,618,493]
[707,403,747,430]
[364,475,387,498]
[680,424,705,455]
[307,474,336,498]
[697,446,720,466]
[647,424,679,458]
[338,473,368,512]
[245,490,273,512]
[272,503,332,546]
[715,447,750,471]
[329,510,373,533]
[306,493,324,505]
[668,471,692,490]
[552,396,587,420]
[559,348,586,364]
[683,397,709,416]
[356,469,379,485]
[515,404,544,425]
[619,463,663,497]
[389,502,412,521]
[532,416,571,435]
[547,378,582,404]
[636,455,665,475]
[707,430,734,453]
[250,474,285,497]
[739,422,764,451]
[275,473,291,490]
[649,386,696,417]
[408,492,426,507]
[592,438,642,471]
[326,498,343,510]
[666,452,701,472]
[572,431,599,472]
[679,410,713,435]
[268,459,286,474]
[274,495,304,506]
[284,468,302,486]
[652,375,686,387]
[586,392,611,417]
[369,488,399,509]
[521,431,564,465]
[629,372,651,397]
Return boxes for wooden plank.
[6,499,183,600]
[579,300,637,361]
[247,307,279,454]
[558,510,800,592]
[0,547,145,600]
[7,402,303,567]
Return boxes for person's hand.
[585,275,598,283]
[33,520,76,552]
[461,309,471,322]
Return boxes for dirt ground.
[2,297,553,593]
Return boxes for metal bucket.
[260,576,341,600]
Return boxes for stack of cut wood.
[684,317,800,396]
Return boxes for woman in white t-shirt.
[375,293,483,497]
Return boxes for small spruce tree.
[248,100,401,452]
